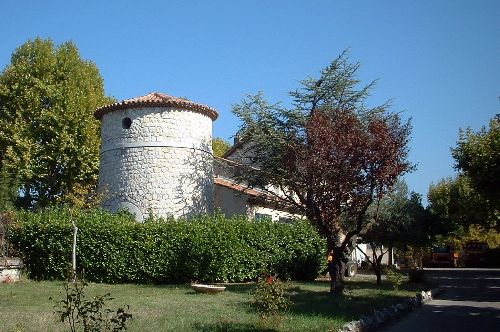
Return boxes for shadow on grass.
[286,281,417,322]
[346,279,430,292]
[149,280,424,324]
[219,280,420,322]
[224,284,256,294]
[192,321,276,332]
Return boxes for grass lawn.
[0,276,428,332]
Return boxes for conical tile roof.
[94,92,218,120]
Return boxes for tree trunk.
[375,267,382,285]
[328,249,346,294]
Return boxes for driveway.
[381,268,500,332]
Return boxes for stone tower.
[94,92,218,221]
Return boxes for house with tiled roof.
[213,155,302,223]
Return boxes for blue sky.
[1,0,498,204]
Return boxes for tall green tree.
[230,51,413,293]
[452,115,500,207]
[428,115,499,236]
[212,137,232,158]
[0,38,113,209]
[359,180,438,284]
[428,175,497,231]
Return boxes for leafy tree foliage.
[230,51,413,293]
[452,115,499,210]
[428,115,499,239]
[212,137,232,157]
[367,182,440,248]
[442,224,500,250]
[428,175,497,230]
[0,38,113,209]
[428,176,500,258]
[0,166,18,212]
[359,180,439,284]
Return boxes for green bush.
[8,208,326,283]
[385,266,404,290]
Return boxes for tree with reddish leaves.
[231,51,413,294]
[287,109,412,292]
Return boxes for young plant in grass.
[252,274,290,328]
[51,274,132,332]
[385,266,404,290]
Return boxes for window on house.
[278,217,293,224]
[255,213,272,222]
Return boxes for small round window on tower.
[122,117,132,129]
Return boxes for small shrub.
[252,274,290,328]
[52,275,132,332]
[385,266,404,290]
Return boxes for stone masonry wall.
[98,106,214,221]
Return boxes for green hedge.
[8,208,326,283]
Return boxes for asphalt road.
[381,268,500,332]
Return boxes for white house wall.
[214,183,303,223]
[214,184,251,218]
[358,244,394,265]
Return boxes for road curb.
[337,286,441,332]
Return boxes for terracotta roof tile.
[94,92,218,120]
[214,176,299,214]
[214,176,264,197]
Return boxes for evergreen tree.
[231,51,413,293]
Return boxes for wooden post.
[71,211,78,282]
